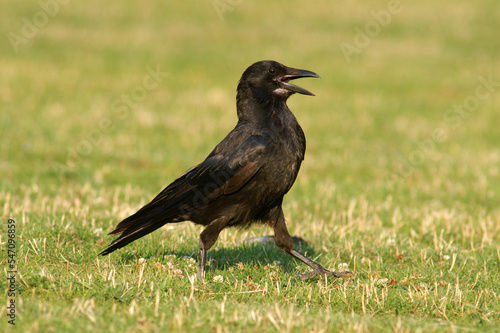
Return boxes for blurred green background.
[1,0,499,332]
[2,0,499,208]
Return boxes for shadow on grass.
[198,236,318,274]
[116,236,320,275]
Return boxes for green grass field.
[1,0,500,332]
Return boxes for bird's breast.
[258,127,305,196]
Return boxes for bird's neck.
[236,87,290,125]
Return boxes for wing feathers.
[100,132,268,256]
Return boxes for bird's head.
[238,60,320,104]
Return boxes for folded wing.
[99,134,268,255]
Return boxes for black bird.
[100,60,346,280]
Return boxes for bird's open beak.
[279,68,320,96]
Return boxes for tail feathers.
[110,189,192,236]
[99,220,165,256]
[100,207,180,256]
[100,170,206,256]
[100,185,197,255]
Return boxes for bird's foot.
[297,267,352,281]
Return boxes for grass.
[1,0,500,331]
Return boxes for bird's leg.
[272,209,350,281]
[198,240,208,281]
[198,218,228,281]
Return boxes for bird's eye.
[268,67,276,75]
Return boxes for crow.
[100,60,347,280]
